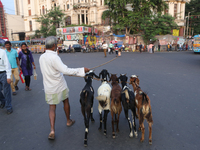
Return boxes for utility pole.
[186,12,191,39]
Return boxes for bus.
[11,40,30,49]
[29,38,63,53]
[193,35,200,53]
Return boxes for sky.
[1,0,15,15]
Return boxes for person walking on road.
[109,42,114,54]
[18,43,36,91]
[102,41,108,57]
[114,44,119,57]
[5,41,21,95]
[148,43,154,53]
[0,48,13,114]
[39,36,90,140]
[139,42,142,53]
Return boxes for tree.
[185,0,200,35]
[102,0,177,44]
[36,6,65,38]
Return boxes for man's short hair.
[45,36,57,49]
[5,41,11,46]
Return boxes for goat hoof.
[112,136,115,139]
[98,127,102,131]
[129,133,133,138]
[116,129,119,133]
[104,130,107,136]
[134,131,138,138]
[140,138,144,143]
[149,140,152,145]
[84,140,87,147]
[91,118,95,122]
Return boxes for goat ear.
[125,73,127,76]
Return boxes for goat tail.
[142,92,148,104]
[124,89,130,100]
[112,105,117,114]
[96,95,107,101]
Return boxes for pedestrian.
[158,43,161,51]
[5,41,21,95]
[109,42,114,54]
[152,45,155,53]
[186,43,188,50]
[167,43,170,52]
[139,42,142,53]
[18,43,36,91]
[122,44,125,52]
[114,44,119,57]
[0,48,13,114]
[39,36,90,140]
[148,43,154,53]
[102,41,108,57]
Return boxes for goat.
[130,76,153,145]
[109,74,122,138]
[96,69,111,136]
[118,74,138,138]
[80,70,99,146]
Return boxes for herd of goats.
[79,69,153,147]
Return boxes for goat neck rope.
[89,57,118,70]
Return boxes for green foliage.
[36,6,65,38]
[185,0,200,35]
[102,0,177,44]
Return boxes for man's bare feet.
[67,119,75,127]
[48,131,55,140]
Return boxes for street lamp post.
[186,12,191,38]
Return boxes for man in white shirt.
[102,41,108,57]
[0,48,13,114]
[39,36,90,140]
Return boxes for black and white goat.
[118,74,138,138]
[96,69,111,136]
[80,70,99,147]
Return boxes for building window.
[28,10,31,16]
[65,16,71,26]
[67,4,69,10]
[78,0,80,3]
[64,5,65,11]
[29,21,32,31]
[165,9,168,14]
[40,9,41,15]
[174,4,177,19]
[101,0,102,6]
[42,6,45,14]
[78,14,80,24]
[28,0,30,4]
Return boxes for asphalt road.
[0,51,200,150]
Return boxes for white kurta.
[39,50,85,96]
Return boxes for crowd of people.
[0,41,35,115]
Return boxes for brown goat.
[109,74,122,138]
[130,76,153,145]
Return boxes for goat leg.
[111,111,115,138]
[124,109,133,137]
[103,110,109,136]
[116,113,120,133]
[98,112,102,131]
[131,109,138,138]
[148,122,153,145]
[91,107,95,122]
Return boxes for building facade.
[6,14,25,41]
[0,1,7,40]
[15,0,108,39]
[15,0,190,38]
[164,0,190,36]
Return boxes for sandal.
[48,132,55,140]
[25,87,28,91]
[67,120,75,127]
[28,88,32,91]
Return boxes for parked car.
[72,44,82,52]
